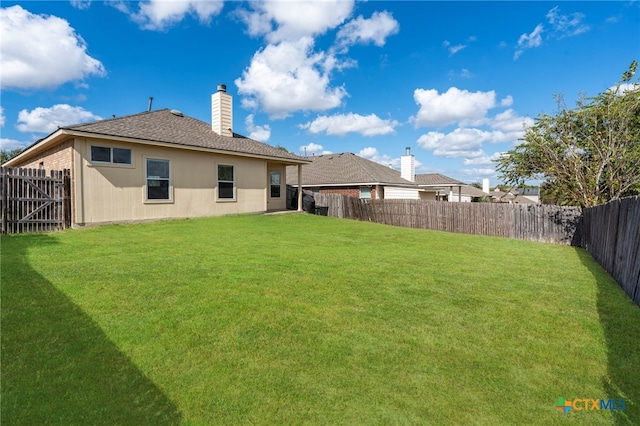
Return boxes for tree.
[0,148,24,165]
[496,61,640,207]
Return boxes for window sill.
[144,199,175,204]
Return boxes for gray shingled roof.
[414,173,464,186]
[63,109,307,162]
[286,152,414,186]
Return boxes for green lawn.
[2,213,639,425]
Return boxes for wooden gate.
[1,167,71,234]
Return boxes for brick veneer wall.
[16,139,74,171]
[317,186,378,199]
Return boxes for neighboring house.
[3,85,310,226]
[285,148,472,201]
[286,152,419,200]
[517,187,540,203]
[490,188,538,204]
[413,173,471,202]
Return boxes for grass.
[2,213,639,425]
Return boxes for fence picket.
[1,167,71,234]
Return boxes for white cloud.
[70,0,92,10]
[412,87,497,128]
[609,83,639,95]
[0,5,106,89]
[1,138,29,150]
[300,142,324,154]
[514,23,543,60]
[463,151,503,166]
[301,112,398,136]
[16,104,101,134]
[0,107,5,128]
[130,0,224,31]
[546,6,590,38]
[235,38,348,119]
[443,40,466,56]
[238,0,354,43]
[491,109,533,135]
[358,147,400,168]
[417,128,487,158]
[336,11,399,50]
[416,113,531,159]
[460,168,496,177]
[500,95,514,107]
[244,114,271,142]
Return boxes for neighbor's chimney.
[482,178,490,194]
[401,146,415,182]
[212,84,233,137]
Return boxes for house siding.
[72,137,273,225]
[384,186,420,200]
[316,186,378,200]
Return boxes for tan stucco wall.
[73,137,271,225]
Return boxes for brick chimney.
[212,84,233,137]
[401,147,415,182]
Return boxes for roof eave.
[3,129,70,167]
[292,182,419,188]
[7,128,310,166]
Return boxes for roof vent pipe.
[406,146,411,155]
[217,84,227,93]
[148,96,153,112]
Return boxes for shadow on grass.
[575,247,640,425]
[1,234,181,425]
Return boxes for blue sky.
[1,1,638,184]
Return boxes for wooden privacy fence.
[1,167,71,234]
[583,196,640,306]
[313,193,582,245]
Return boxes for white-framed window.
[145,158,171,201]
[217,164,235,200]
[270,171,281,198]
[91,145,132,165]
[360,186,371,199]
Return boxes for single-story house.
[286,151,420,200]
[3,85,310,226]
[413,173,472,202]
[490,188,538,204]
[285,148,470,201]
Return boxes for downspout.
[297,164,303,212]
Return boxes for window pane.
[91,146,111,162]
[219,182,234,199]
[218,165,234,181]
[271,185,281,198]
[147,159,169,179]
[270,172,281,185]
[113,148,132,164]
[360,187,371,199]
[147,179,169,199]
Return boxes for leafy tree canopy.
[496,61,640,207]
[0,148,24,165]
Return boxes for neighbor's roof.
[286,152,414,186]
[451,185,491,198]
[6,109,308,166]
[414,173,465,186]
